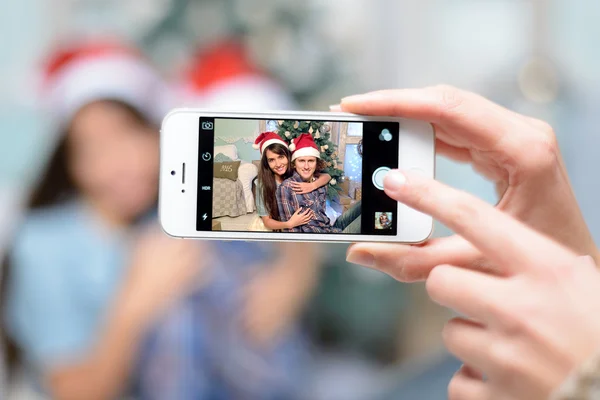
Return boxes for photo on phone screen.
[196,117,400,236]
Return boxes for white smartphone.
[159,109,435,243]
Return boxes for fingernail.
[383,170,407,192]
[329,104,342,111]
[341,95,362,104]
[346,250,375,267]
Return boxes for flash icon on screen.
[202,214,208,221]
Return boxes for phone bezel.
[159,108,435,243]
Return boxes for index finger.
[384,170,575,274]
[340,86,525,152]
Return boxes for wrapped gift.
[349,180,361,199]
[355,188,362,200]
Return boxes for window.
[266,120,279,132]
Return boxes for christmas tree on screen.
[275,120,343,199]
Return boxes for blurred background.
[1,0,600,399]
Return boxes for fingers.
[346,235,486,282]
[435,138,472,163]
[427,265,506,323]
[443,318,494,376]
[448,364,492,400]
[340,86,522,152]
[383,170,575,274]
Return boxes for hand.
[287,207,314,228]
[291,181,316,194]
[122,226,210,325]
[377,170,600,399]
[342,86,598,281]
[241,267,301,347]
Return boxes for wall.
[214,119,261,163]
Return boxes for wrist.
[550,347,600,400]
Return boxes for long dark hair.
[258,143,293,221]
[0,99,155,378]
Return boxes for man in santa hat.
[277,134,361,234]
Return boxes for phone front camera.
[171,170,176,176]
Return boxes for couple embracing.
[254,132,361,233]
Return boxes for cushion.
[238,162,259,213]
[214,144,238,161]
[214,153,234,162]
[214,161,241,181]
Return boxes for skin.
[45,101,205,400]
[294,156,318,182]
[341,86,599,281]
[290,174,331,194]
[241,242,321,347]
[339,86,600,399]
[382,170,600,400]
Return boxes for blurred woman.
[1,40,205,399]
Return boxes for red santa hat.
[177,39,295,111]
[253,131,288,154]
[42,39,172,126]
[290,133,321,161]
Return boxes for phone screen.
[196,117,399,236]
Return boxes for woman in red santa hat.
[1,39,208,399]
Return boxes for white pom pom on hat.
[42,39,172,126]
[253,131,288,155]
[175,39,296,111]
[291,133,320,161]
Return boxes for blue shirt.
[5,201,132,382]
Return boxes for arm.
[276,184,302,232]
[242,242,322,345]
[261,215,292,231]
[290,174,331,194]
[47,294,152,400]
[315,173,331,189]
[47,232,204,400]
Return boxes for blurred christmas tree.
[276,120,344,199]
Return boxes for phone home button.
[372,167,391,190]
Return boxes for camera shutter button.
[372,167,391,190]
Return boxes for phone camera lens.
[171,170,176,176]
[181,189,185,193]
